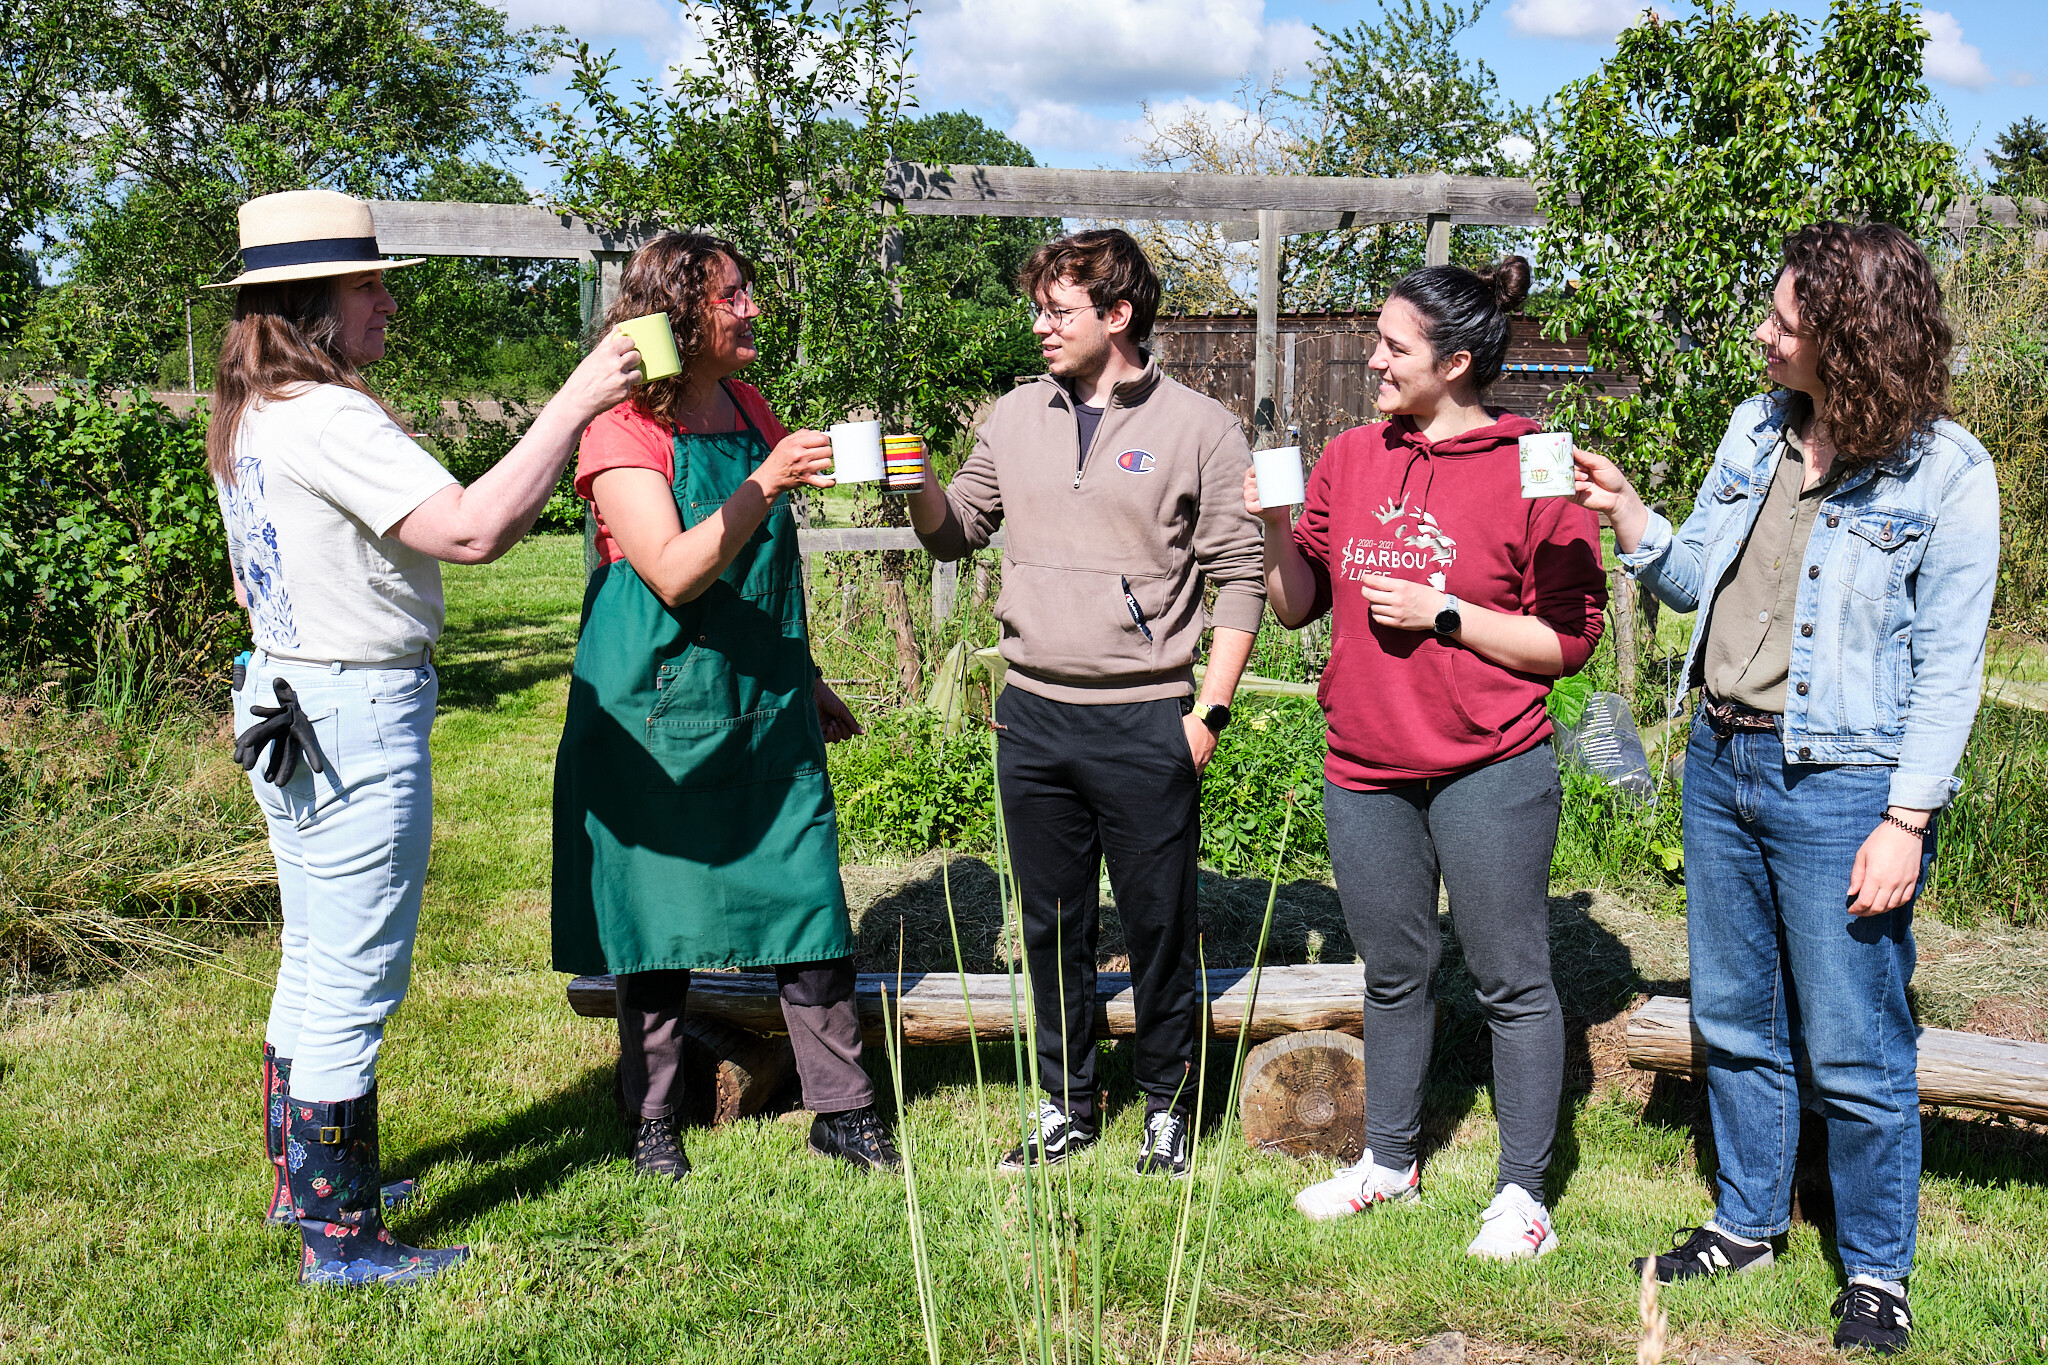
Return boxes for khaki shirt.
[1702,407,1843,712]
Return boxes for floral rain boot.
[285,1087,468,1287]
[263,1046,412,1225]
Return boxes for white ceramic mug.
[828,420,885,483]
[1518,432,1574,498]
[1253,445,1307,508]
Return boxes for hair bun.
[1483,255,1532,314]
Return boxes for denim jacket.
[1619,392,1999,810]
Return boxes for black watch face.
[1435,607,1460,635]
[1205,704,1230,732]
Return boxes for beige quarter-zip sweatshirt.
[918,359,1267,704]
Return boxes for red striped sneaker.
[1292,1149,1421,1221]
[1465,1183,1558,1260]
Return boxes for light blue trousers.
[236,653,438,1103]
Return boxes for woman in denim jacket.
[1573,223,1998,1355]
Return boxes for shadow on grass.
[395,1061,625,1239]
[434,607,581,713]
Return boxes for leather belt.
[1699,693,1780,738]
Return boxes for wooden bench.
[1626,994,2048,1123]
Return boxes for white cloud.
[1008,101,1145,162]
[1920,11,1993,91]
[1496,134,1536,165]
[494,0,682,43]
[2010,69,2037,89]
[916,0,1316,114]
[1506,0,1660,41]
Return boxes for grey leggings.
[1323,743,1564,1196]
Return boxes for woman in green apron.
[552,233,898,1178]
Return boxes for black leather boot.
[285,1087,467,1286]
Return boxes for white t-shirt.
[216,384,458,664]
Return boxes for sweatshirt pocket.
[995,557,1165,680]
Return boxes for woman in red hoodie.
[1245,257,1606,1259]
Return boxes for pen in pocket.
[1121,576,1154,643]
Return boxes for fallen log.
[1240,1030,1367,1163]
[1626,995,2048,1124]
[567,965,1365,1045]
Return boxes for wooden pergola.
[368,165,2046,627]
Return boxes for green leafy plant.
[1535,0,1958,499]
[0,385,234,671]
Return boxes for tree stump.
[1240,1029,1366,1162]
[615,1019,794,1129]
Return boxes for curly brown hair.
[1782,222,1952,464]
[1017,228,1161,346]
[603,232,756,428]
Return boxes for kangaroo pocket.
[994,557,1172,680]
[1320,635,1534,779]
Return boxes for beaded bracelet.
[1880,810,1930,837]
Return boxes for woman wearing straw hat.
[210,189,640,1287]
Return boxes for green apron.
[551,389,852,975]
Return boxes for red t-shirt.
[1292,412,1607,789]
[574,380,790,565]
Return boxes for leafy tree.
[539,0,1027,448]
[1987,116,2048,196]
[1289,0,1530,309]
[1535,0,1958,499]
[29,0,557,380]
[0,0,85,343]
[889,111,1058,313]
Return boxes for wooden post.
[883,573,922,698]
[594,250,629,336]
[1611,566,1638,701]
[1424,212,1452,267]
[1280,329,1297,433]
[184,298,196,392]
[971,558,991,610]
[932,557,958,626]
[1253,209,1280,448]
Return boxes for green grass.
[2,533,2045,1363]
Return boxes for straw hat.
[203,189,425,289]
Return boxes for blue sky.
[498,0,2042,179]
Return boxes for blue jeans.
[236,653,438,1103]
[1683,715,1931,1283]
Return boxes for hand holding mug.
[752,430,835,497]
[1242,466,1290,528]
[1570,447,1650,552]
[564,329,644,418]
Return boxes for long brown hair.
[1782,222,1952,464]
[604,232,756,430]
[206,276,402,483]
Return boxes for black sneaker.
[1833,1280,1911,1354]
[1134,1106,1192,1178]
[808,1105,903,1171]
[633,1115,691,1181]
[1634,1225,1775,1283]
[998,1098,1098,1173]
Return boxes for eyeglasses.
[1762,309,1803,341]
[712,285,754,316]
[1032,300,1103,331]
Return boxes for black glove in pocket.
[234,678,328,787]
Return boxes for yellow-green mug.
[614,312,682,382]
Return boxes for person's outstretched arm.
[592,429,835,608]
[392,332,643,564]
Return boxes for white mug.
[828,420,885,483]
[1253,445,1307,509]
[1518,432,1574,498]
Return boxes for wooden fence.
[1151,312,1639,456]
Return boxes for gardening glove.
[234,678,326,787]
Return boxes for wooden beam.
[567,964,1366,1045]
[887,163,1548,226]
[796,527,1005,554]
[367,200,667,259]
[1626,994,2048,1125]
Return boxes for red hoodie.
[1293,412,1607,790]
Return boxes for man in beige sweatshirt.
[908,228,1266,1177]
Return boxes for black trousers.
[995,686,1203,1119]
[615,959,872,1120]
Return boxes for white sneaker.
[1292,1148,1420,1221]
[1465,1183,1558,1261]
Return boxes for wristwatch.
[1433,594,1463,637]
[1190,701,1232,733]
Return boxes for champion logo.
[1116,448,1156,473]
